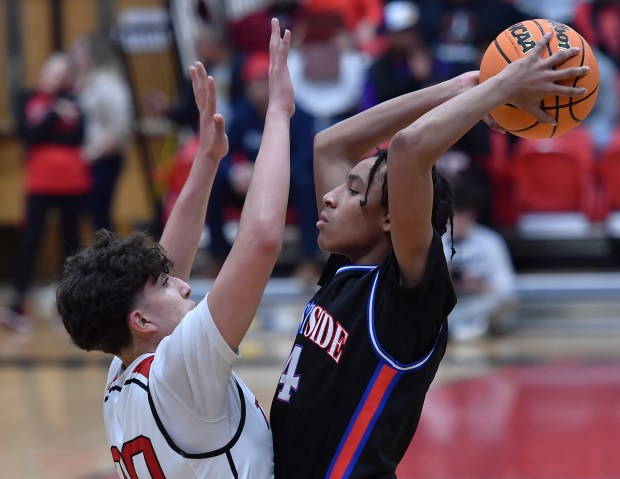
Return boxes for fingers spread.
[280,29,291,62]
[530,31,553,57]
[545,47,581,67]
[484,114,506,134]
[551,65,590,82]
[213,113,226,134]
[190,61,209,108]
[270,18,280,65]
[553,84,587,97]
[526,105,557,124]
[189,65,199,103]
[206,75,216,115]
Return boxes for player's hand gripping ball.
[480,19,599,139]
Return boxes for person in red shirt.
[0,52,91,332]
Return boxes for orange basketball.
[479,19,599,139]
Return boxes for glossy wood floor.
[1,281,619,479]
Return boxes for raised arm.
[387,33,590,286]
[312,72,470,211]
[159,62,228,281]
[207,19,295,351]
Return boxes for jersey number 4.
[111,435,164,479]
[277,345,303,402]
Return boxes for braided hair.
[360,148,455,255]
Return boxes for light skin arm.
[388,33,590,286]
[159,63,229,282]
[207,19,295,351]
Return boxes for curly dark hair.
[360,148,454,240]
[56,229,172,355]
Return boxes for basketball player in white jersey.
[56,19,294,478]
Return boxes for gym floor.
[1,276,619,479]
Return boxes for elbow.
[246,219,284,258]
[390,127,425,158]
[313,129,330,162]
[390,121,442,167]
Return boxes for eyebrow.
[347,173,366,185]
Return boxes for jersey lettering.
[326,322,349,363]
[302,304,350,363]
[111,435,165,479]
[298,301,316,334]
[277,345,303,402]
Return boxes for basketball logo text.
[548,21,572,49]
[509,22,536,54]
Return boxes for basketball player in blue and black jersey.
[270,32,590,478]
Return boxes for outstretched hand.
[502,32,590,124]
[268,18,295,118]
[189,61,229,161]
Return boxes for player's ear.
[127,309,157,334]
[382,211,390,234]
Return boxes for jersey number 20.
[111,435,165,479]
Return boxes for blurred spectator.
[442,176,518,341]
[417,0,528,80]
[573,0,620,69]
[0,53,91,332]
[412,0,527,209]
[360,1,438,110]
[288,11,368,132]
[300,0,384,50]
[145,22,245,132]
[70,33,133,231]
[582,48,618,152]
[514,0,580,24]
[205,52,323,281]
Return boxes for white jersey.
[103,298,273,478]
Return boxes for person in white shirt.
[56,19,294,478]
[70,34,133,230]
[443,176,518,340]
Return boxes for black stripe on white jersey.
[105,374,247,476]
[147,379,247,460]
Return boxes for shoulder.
[106,356,123,384]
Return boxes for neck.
[348,241,392,266]
[119,340,158,369]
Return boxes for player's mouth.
[317,212,329,228]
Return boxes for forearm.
[314,76,463,165]
[160,151,220,281]
[239,109,291,249]
[391,75,508,167]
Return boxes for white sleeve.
[484,231,517,296]
[149,295,242,451]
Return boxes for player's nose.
[323,190,335,207]
[174,277,192,299]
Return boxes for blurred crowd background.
[1,0,620,337]
[2,4,620,478]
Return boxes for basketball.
[479,19,599,139]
